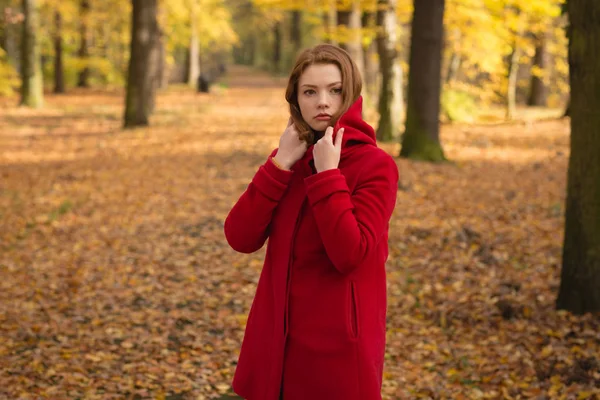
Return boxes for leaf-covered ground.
[1,66,599,400]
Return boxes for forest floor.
[1,66,598,400]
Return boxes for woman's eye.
[304,89,315,95]
[332,88,342,94]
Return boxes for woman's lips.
[315,115,331,121]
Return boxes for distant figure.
[197,73,210,93]
[224,44,399,400]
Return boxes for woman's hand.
[273,119,308,170]
[313,126,344,173]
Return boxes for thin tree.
[376,0,403,142]
[527,32,549,107]
[20,0,43,108]
[556,0,600,314]
[124,0,160,128]
[76,0,90,88]
[400,0,446,161]
[53,9,65,94]
[187,0,200,88]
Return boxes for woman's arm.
[304,154,398,274]
[224,151,293,253]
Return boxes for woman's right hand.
[273,119,308,170]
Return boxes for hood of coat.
[333,96,376,152]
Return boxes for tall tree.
[505,39,521,120]
[527,32,549,106]
[290,10,302,57]
[273,21,281,74]
[556,0,600,314]
[77,0,90,88]
[400,0,445,161]
[337,0,364,79]
[362,11,378,104]
[20,0,43,108]
[124,0,160,128]
[53,9,65,94]
[187,0,200,87]
[376,0,403,142]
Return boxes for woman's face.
[297,63,343,133]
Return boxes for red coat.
[224,97,399,400]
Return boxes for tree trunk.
[556,0,600,314]
[2,7,21,74]
[506,42,520,120]
[124,0,159,128]
[337,1,364,79]
[324,0,337,45]
[446,52,461,85]
[400,0,446,161]
[291,10,302,56]
[53,10,65,94]
[527,33,549,106]
[273,22,281,74]
[187,1,200,87]
[362,11,378,104]
[376,0,403,142]
[77,0,90,88]
[20,0,43,108]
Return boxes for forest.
[1,0,599,399]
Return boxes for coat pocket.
[347,281,360,339]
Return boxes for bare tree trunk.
[53,10,65,94]
[324,0,337,45]
[506,42,520,120]
[77,0,90,88]
[376,0,403,142]
[337,0,364,79]
[20,0,43,108]
[527,33,549,106]
[556,0,600,314]
[446,52,461,85]
[124,0,159,128]
[291,10,302,56]
[362,11,378,104]
[188,2,200,87]
[3,7,21,75]
[400,0,446,161]
[273,22,281,74]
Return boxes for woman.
[224,44,399,400]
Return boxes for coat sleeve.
[224,150,293,253]
[304,154,398,274]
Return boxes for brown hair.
[285,44,362,144]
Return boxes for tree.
[20,0,43,108]
[76,0,90,88]
[527,32,549,106]
[53,9,64,93]
[337,0,364,80]
[187,0,200,87]
[290,10,302,57]
[124,0,160,128]
[376,0,403,142]
[556,0,600,314]
[400,0,445,161]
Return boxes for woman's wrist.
[272,154,291,170]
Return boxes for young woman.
[224,44,399,400]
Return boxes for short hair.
[285,44,362,144]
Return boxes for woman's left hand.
[313,127,344,173]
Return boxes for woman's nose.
[317,92,329,108]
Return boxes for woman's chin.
[309,121,330,132]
